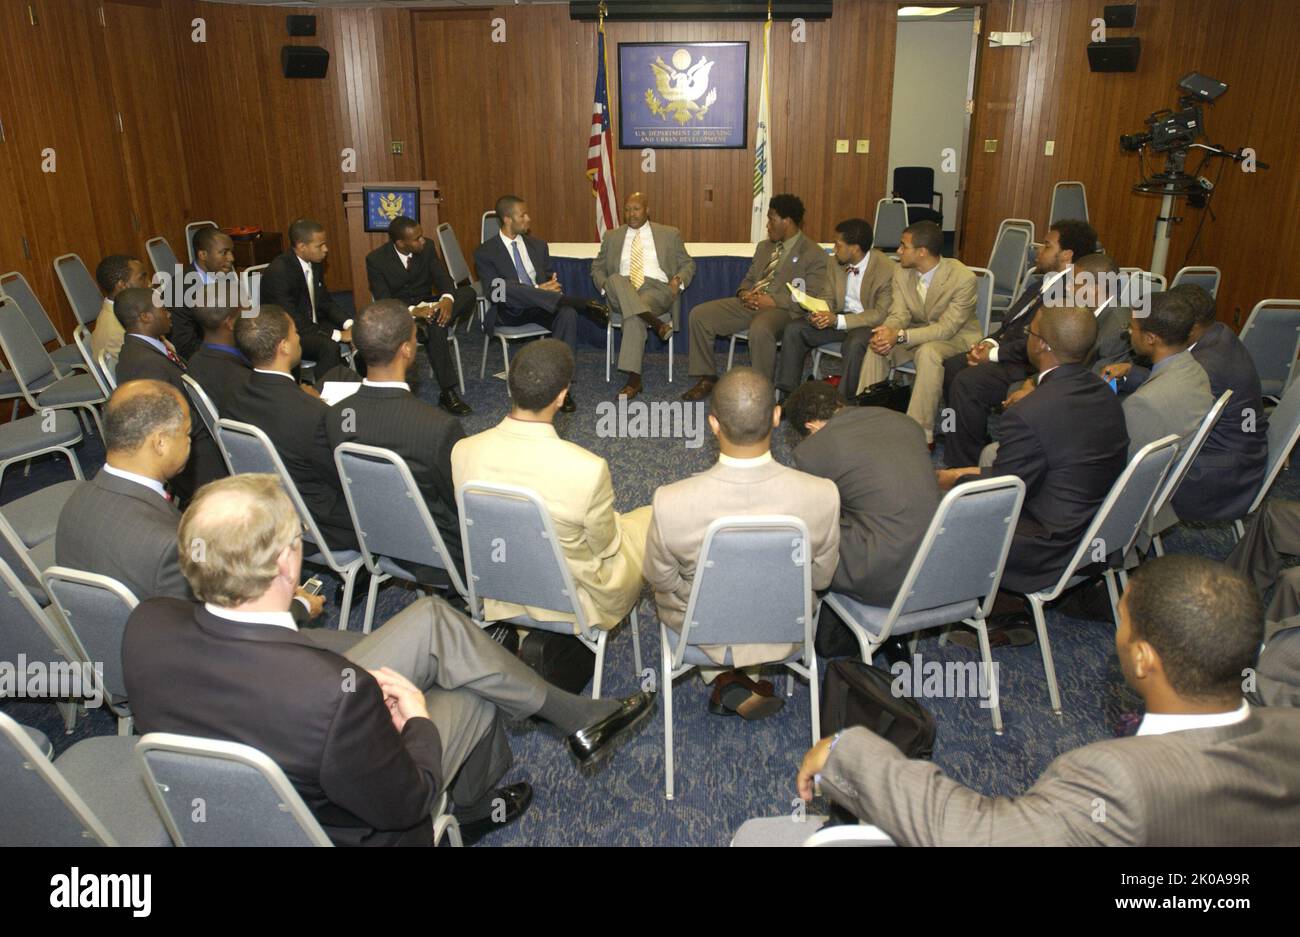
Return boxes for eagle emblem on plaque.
[377,192,407,223]
[645,49,719,125]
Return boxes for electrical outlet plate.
[989,31,1035,47]
[855,139,869,154]
[984,139,998,153]
[1044,140,1055,156]
[390,140,404,155]
[835,139,849,154]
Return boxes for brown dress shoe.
[618,374,642,399]
[682,377,716,402]
[653,321,673,342]
[708,670,784,720]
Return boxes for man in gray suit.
[646,368,840,718]
[591,192,695,399]
[797,555,1300,845]
[682,194,831,401]
[1118,291,1213,459]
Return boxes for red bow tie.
[847,266,860,276]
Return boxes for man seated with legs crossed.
[122,474,654,846]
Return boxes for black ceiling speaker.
[287,15,317,37]
[570,1,831,21]
[1087,37,1141,72]
[1103,4,1138,28]
[281,46,330,79]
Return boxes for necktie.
[752,241,785,294]
[847,265,860,277]
[917,274,929,304]
[305,264,317,323]
[630,231,645,290]
[163,340,185,370]
[510,241,533,285]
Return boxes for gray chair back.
[0,553,79,677]
[335,443,467,597]
[137,733,332,847]
[1239,300,1300,398]
[145,236,180,278]
[73,325,112,398]
[1119,269,1167,309]
[52,254,104,328]
[1048,181,1088,225]
[240,263,269,311]
[185,221,219,266]
[456,481,590,634]
[1039,435,1179,599]
[1245,372,1300,517]
[480,211,501,246]
[872,198,908,252]
[438,223,474,287]
[0,712,115,846]
[98,349,119,390]
[1149,390,1233,527]
[0,271,62,345]
[180,375,222,447]
[987,223,1031,302]
[1170,265,1221,299]
[968,266,995,336]
[0,296,59,394]
[42,567,137,705]
[672,515,812,669]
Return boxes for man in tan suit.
[646,367,840,719]
[592,192,696,399]
[90,253,150,361]
[682,194,831,401]
[776,218,894,401]
[858,221,979,443]
[797,555,1300,845]
[451,338,650,631]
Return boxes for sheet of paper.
[319,381,362,406]
[786,281,830,314]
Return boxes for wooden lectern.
[341,181,441,313]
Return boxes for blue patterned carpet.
[2,324,1287,847]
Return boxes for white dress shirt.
[102,464,169,501]
[500,232,537,285]
[254,368,297,382]
[299,256,351,340]
[204,603,299,633]
[617,224,668,284]
[718,452,773,468]
[835,251,872,330]
[361,379,409,390]
[1137,700,1250,736]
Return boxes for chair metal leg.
[22,458,31,478]
[63,448,84,480]
[499,337,511,389]
[117,714,134,736]
[361,571,384,635]
[786,672,795,697]
[605,323,613,382]
[591,629,606,699]
[662,627,675,800]
[479,335,491,379]
[807,651,821,743]
[629,607,643,681]
[726,336,738,371]
[1103,569,1122,628]
[1028,594,1062,714]
[1152,533,1165,557]
[450,336,465,395]
[337,564,359,631]
[434,812,462,847]
[84,406,105,440]
[667,331,674,383]
[972,618,1003,734]
[56,700,79,734]
[1233,519,1245,541]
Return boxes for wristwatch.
[898,329,908,345]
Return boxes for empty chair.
[1170,265,1222,299]
[51,254,106,330]
[457,481,641,699]
[478,305,551,384]
[987,221,1033,316]
[185,221,219,265]
[1238,300,1300,399]
[145,236,181,278]
[216,419,365,628]
[824,476,1026,733]
[731,816,895,847]
[436,222,489,329]
[0,296,106,438]
[98,349,119,391]
[1,270,89,376]
[481,211,501,246]
[0,712,168,847]
[1048,181,1089,226]
[606,295,679,383]
[0,404,84,489]
[872,198,909,253]
[892,166,943,227]
[0,553,86,732]
[1142,391,1233,556]
[0,480,80,607]
[240,263,269,311]
[1232,373,1300,539]
[71,324,113,399]
[42,567,138,736]
[1119,269,1167,309]
[658,515,819,799]
[1022,435,1180,715]
[334,443,469,634]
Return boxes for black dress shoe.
[560,391,576,413]
[439,388,472,415]
[584,301,611,328]
[456,782,533,845]
[566,690,654,767]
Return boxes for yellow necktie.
[630,231,645,290]
[917,274,928,304]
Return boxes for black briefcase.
[820,659,935,759]
[855,379,912,413]
[517,630,595,696]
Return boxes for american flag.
[586,19,619,238]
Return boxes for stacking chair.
[51,254,105,330]
[872,198,909,253]
[478,305,551,384]
[1,270,89,376]
[987,221,1033,316]
[1119,269,1167,309]
[1231,374,1300,539]
[0,297,106,438]
[98,349,119,391]
[658,515,819,799]
[1142,391,1233,556]
[334,443,469,634]
[725,328,780,373]
[1022,436,1179,715]
[145,236,181,278]
[457,481,641,700]
[1048,181,1089,226]
[180,375,230,472]
[0,712,167,847]
[216,419,366,629]
[823,477,1025,733]
[42,567,138,736]
[605,295,680,384]
[71,324,113,400]
[436,222,490,327]
[0,480,80,607]
[1238,300,1300,399]
[185,221,219,265]
[892,166,943,227]
[240,262,269,310]
[0,554,86,732]
[0,404,83,489]
[731,816,895,847]
[480,211,501,246]
[1170,265,1222,299]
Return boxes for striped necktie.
[629,231,645,290]
[752,241,785,294]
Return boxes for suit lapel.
[93,469,178,519]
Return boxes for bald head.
[711,367,776,446]
[1038,306,1098,364]
[105,379,188,453]
[624,192,650,228]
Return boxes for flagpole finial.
[767,0,773,22]
[599,0,608,23]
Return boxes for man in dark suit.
[366,215,475,415]
[224,305,358,551]
[166,225,238,360]
[55,379,323,620]
[326,299,466,576]
[111,288,226,505]
[184,301,251,415]
[260,218,352,375]
[797,556,1300,845]
[122,474,655,845]
[939,305,1129,622]
[941,219,1096,467]
[473,194,607,413]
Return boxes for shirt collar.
[846,252,870,275]
[918,263,939,287]
[202,341,249,363]
[130,333,168,356]
[362,379,410,390]
[719,452,773,468]
[500,231,523,251]
[395,245,412,264]
[779,231,802,254]
[1151,349,1189,375]
[1035,365,1059,384]
[253,368,296,381]
[501,415,558,438]
[102,463,169,500]
[298,255,313,276]
[1137,700,1250,737]
[204,603,298,633]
